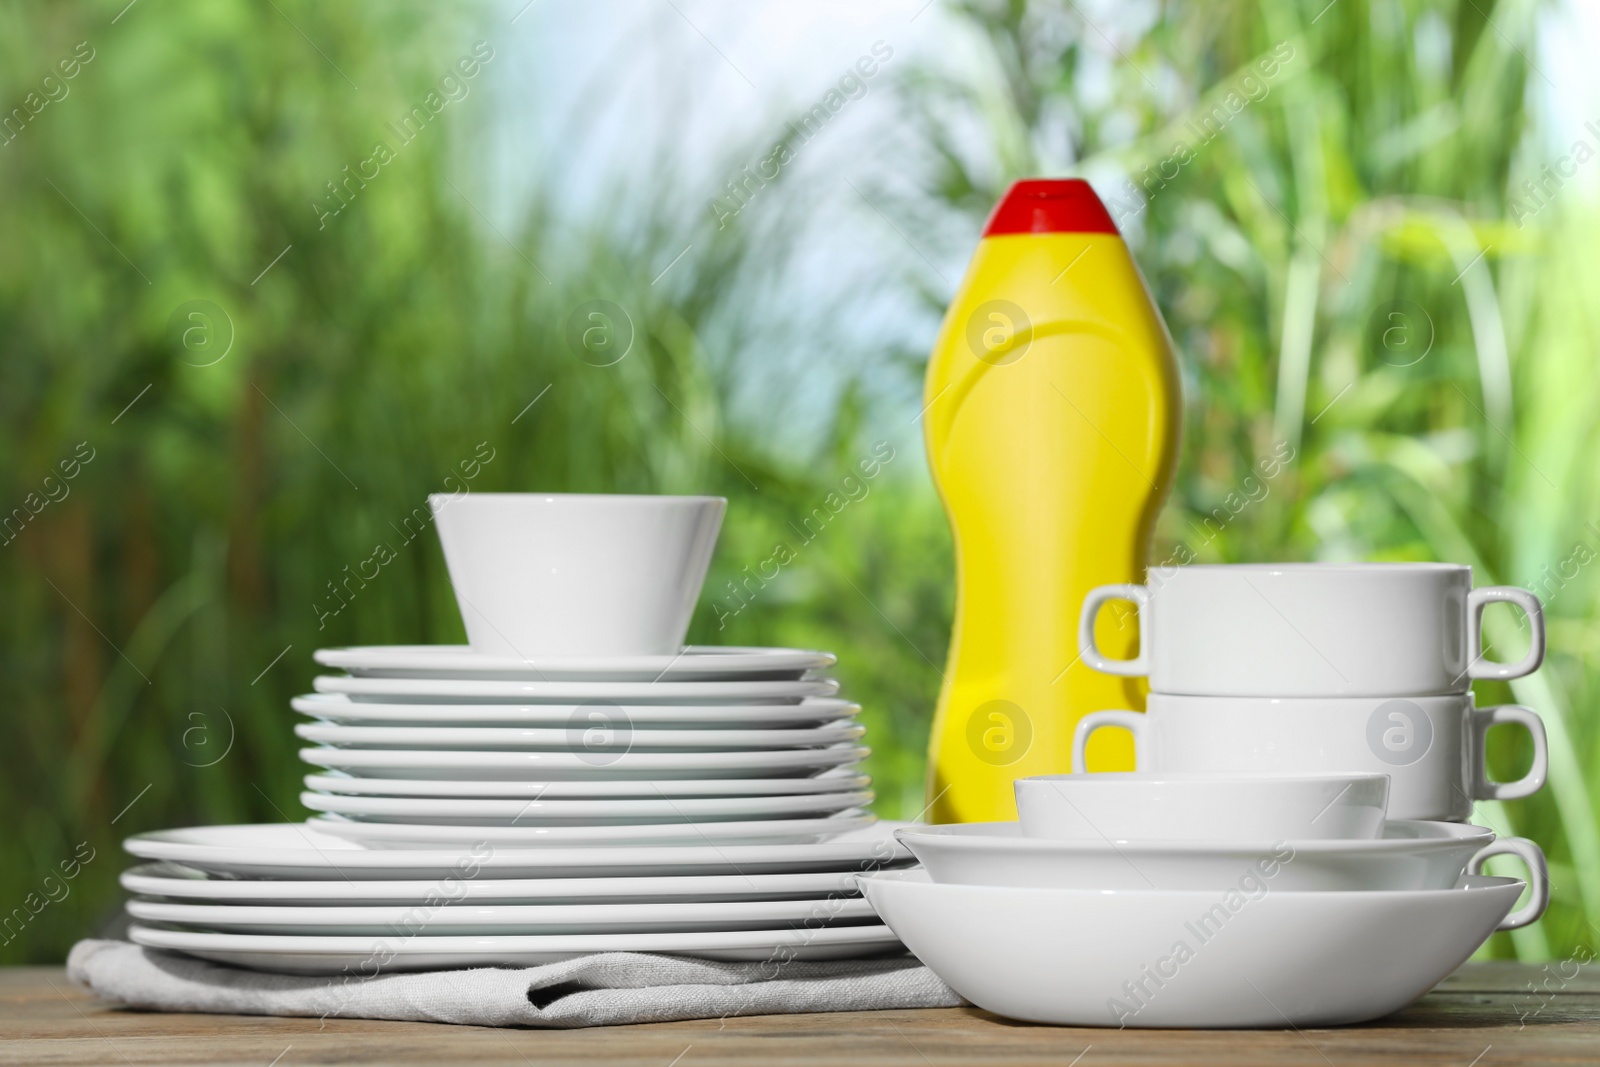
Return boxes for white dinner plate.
[313,675,838,705]
[123,822,912,879]
[299,789,875,824]
[858,869,1524,1027]
[291,693,860,728]
[292,720,866,751]
[896,820,1547,895]
[305,811,875,848]
[126,895,879,935]
[314,645,836,681]
[122,862,881,905]
[302,770,872,798]
[298,744,871,780]
[128,922,905,974]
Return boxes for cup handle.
[1078,584,1150,676]
[1468,587,1546,681]
[1471,703,1549,801]
[1072,710,1145,774]
[1468,837,1549,931]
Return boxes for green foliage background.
[3,0,1596,967]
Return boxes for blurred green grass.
[2,0,1595,966]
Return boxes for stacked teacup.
[855,562,1552,1028]
[1071,563,1549,824]
[119,494,912,974]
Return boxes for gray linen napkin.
[67,939,960,1028]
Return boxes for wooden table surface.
[3,961,1597,1066]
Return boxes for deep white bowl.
[430,493,724,658]
[858,868,1524,1027]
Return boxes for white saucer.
[128,922,905,974]
[123,822,912,879]
[125,894,880,935]
[292,693,860,727]
[122,862,881,905]
[896,821,1545,894]
[858,869,1523,1027]
[313,675,838,705]
[306,811,875,848]
[298,744,871,780]
[314,645,836,681]
[299,789,874,824]
[302,770,872,798]
[292,721,866,751]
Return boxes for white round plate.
[121,862,880,905]
[858,869,1522,1027]
[298,744,871,780]
[128,922,905,974]
[299,789,875,825]
[302,770,871,799]
[126,895,879,935]
[306,811,875,848]
[123,822,912,879]
[314,645,836,681]
[896,820,1537,892]
[292,693,860,728]
[313,675,838,705]
[292,721,866,751]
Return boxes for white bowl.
[857,868,1526,1027]
[430,493,724,658]
[1014,772,1388,841]
[895,820,1549,896]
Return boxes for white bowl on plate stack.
[859,772,1549,1028]
[121,494,911,973]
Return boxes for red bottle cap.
[981,179,1120,237]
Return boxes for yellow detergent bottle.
[923,179,1181,823]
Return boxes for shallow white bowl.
[896,821,1548,898]
[1014,771,1389,842]
[858,868,1524,1027]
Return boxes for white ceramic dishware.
[297,744,870,780]
[1013,772,1388,842]
[301,770,871,798]
[292,694,858,728]
[1079,563,1545,696]
[430,493,724,658]
[128,922,903,974]
[125,895,880,936]
[299,789,874,825]
[122,862,876,905]
[292,721,865,751]
[311,675,838,705]
[313,645,834,681]
[858,868,1524,1027]
[123,822,912,880]
[894,822,1548,914]
[305,810,875,848]
[1072,694,1549,822]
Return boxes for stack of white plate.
[121,643,912,973]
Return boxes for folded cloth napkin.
[68,940,961,1028]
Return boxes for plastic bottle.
[922,179,1181,823]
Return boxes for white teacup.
[1013,771,1389,841]
[430,493,725,657]
[1072,693,1548,822]
[1079,562,1544,696]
